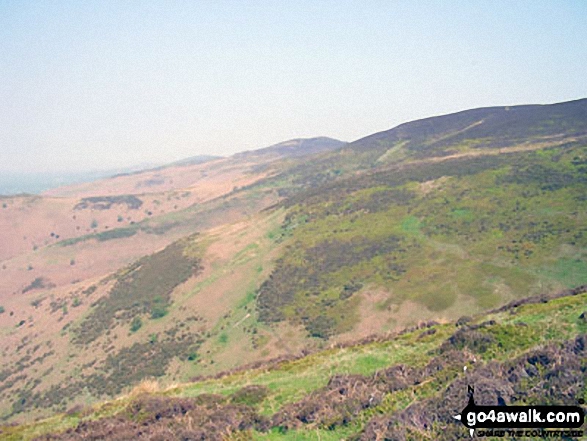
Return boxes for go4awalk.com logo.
[453,387,585,438]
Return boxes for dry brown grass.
[127,379,161,397]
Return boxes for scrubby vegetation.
[72,235,203,345]
[74,196,143,211]
[4,288,586,440]
[8,326,204,419]
[22,278,54,294]
[56,227,138,247]
[258,143,587,337]
[129,317,142,333]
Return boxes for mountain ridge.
[350,97,587,151]
[1,98,586,432]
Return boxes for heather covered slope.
[3,287,586,440]
[1,99,587,428]
[265,98,587,189]
[349,98,587,158]
[256,142,587,339]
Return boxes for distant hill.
[112,155,223,178]
[166,155,223,167]
[235,137,346,159]
[348,97,587,160]
[42,137,343,198]
[1,99,586,430]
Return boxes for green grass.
[538,257,587,287]
[257,144,587,337]
[5,291,586,440]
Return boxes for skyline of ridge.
[2,1,586,173]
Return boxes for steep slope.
[256,141,587,340]
[1,100,586,427]
[3,287,586,440]
[0,137,348,423]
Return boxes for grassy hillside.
[3,287,585,440]
[261,98,587,195]
[257,142,587,339]
[2,99,586,433]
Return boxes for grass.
[3,105,587,438]
[4,291,586,440]
[256,143,587,337]
[538,257,587,287]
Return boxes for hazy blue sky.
[1,1,586,172]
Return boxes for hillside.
[255,143,587,339]
[1,99,586,432]
[348,98,587,159]
[3,287,586,440]
[267,98,587,191]
[235,137,346,159]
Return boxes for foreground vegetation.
[2,99,587,434]
[2,287,586,440]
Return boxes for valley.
[1,99,586,439]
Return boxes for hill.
[349,98,587,159]
[235,137,346,159]
[1,99,586,431]
[249,98,587,340]
[266,98,587,190]
[3,286,586,440]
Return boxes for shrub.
[75,196,143,210]
[72,236,202,345]
[130,317,142,332]
[230,385,269,406]
[95,228,137,242]
[22,277,54,293]
[150,306,168,319]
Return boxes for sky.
[1,1,586,173]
